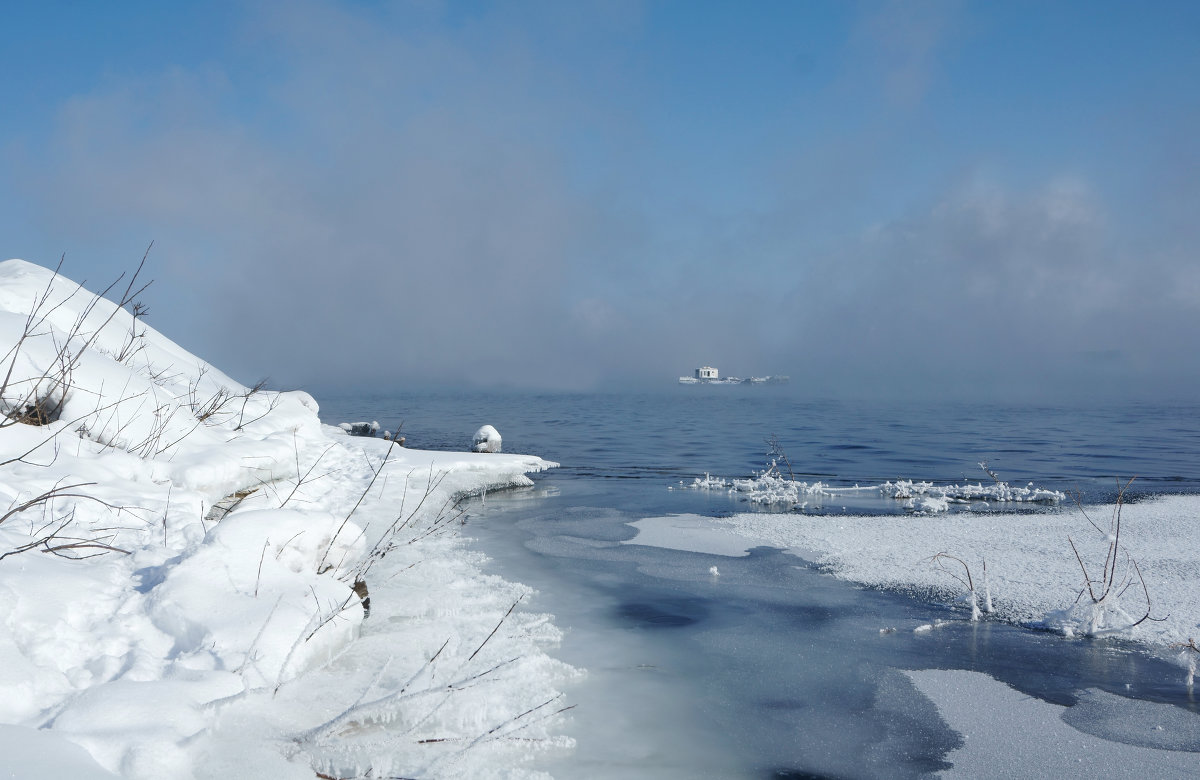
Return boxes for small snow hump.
[472,424,502,453]
[339,421,380,437]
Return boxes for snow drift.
[0,259,572,779]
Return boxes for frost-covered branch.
[927,552,989,621]
[1051,477,1166,637]
[1173,638,1199,688]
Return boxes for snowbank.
[0,259,573,778]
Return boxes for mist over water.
[318,390,1200,776]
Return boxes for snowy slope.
[0,259,573,779]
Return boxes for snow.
[473,424,502,453]
[0,259,572,778]
[631,495,1200,651]
[906,669,1200,776]
[0,723,119,779]
[683,464,1065,512]
[623,515,754,558]
[338,421,380,437]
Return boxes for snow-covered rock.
[338,420,379,437]
[472,424,502,453]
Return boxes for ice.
[630,494,1200,649]
[472,499,976,778]
[907,669,1200,775]
[1062,687,1200,751]
[689,466,1064,513]
[446,445,1200,778]
[623,515,755,557]
[880,478,1065,508]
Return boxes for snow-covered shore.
[0,259,574,778]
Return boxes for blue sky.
[2,1,1198,399]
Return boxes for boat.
[678,367,789,385]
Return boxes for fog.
[3,1,1197,400]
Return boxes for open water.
[317,389,1200,778]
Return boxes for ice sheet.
[906,669,1200,776]
[630,499,1200,649]
[623,515,753,557]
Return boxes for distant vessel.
[678,366,789,385]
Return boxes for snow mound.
[472,424,502,453]
[0,259,570,778]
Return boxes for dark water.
[318,390,1200,777]
[321,388,1200,501]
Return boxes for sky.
[2,0,1198,400]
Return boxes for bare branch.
[468,596,523,663]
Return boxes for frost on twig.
[1048,477,1167,638]
[765,434,795,483]
[927,552,991,621]
[1172,638,1198,688]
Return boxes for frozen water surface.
[319,391,1200,777]
[466,476,1199,778]
[907,670,1200,777]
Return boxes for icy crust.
[688,464,1064,513]
[0,259,572,779]
[706,495,1200,651]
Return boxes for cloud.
[19,2,595,390]
[6,1,1198,401]
[763,171,1200,399]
